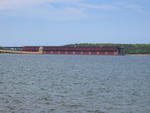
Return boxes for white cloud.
[0,0,146,10]
[78,3,117,10]
[29,7,89,20]
[0,0,118,10]
[0,0,84,9]
[0,0,147,20]
[0,5,88,20]
[125,5,143,9]
[0,0,89,20]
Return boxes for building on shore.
[21,46,124,55]
[2,46,124,55]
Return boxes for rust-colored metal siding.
[22,46,123,55]
[23,46,39,51]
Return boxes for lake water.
[0,54,150,113]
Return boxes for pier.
[0,46,124,55]
[0,49,40,54]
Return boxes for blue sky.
[0,0,150,46]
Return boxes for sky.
[0,0,150,46]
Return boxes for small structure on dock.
[39,47,44,54]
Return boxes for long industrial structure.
[1,46,124,55]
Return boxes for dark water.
[0,54,150,113]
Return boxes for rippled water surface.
[0,54,150,113]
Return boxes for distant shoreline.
[1,53,150,56]
[127,54,150,56]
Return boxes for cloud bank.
[0,0,147,20]
[0,0,84,9]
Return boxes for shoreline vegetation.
[65,43,150,55]
[127,54,150,56]
[1,43,150,55]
